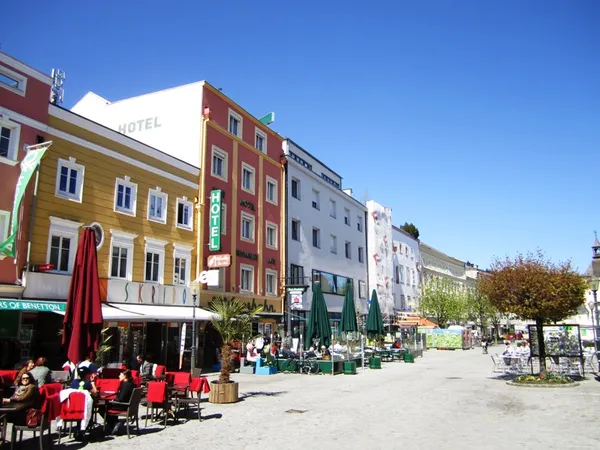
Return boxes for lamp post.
[590,233,600,370]
[191,285,198,370]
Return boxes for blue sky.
[3,1,599,272]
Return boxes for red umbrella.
[62,227,103,364]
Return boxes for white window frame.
[55,157,85,203]
[0,210,10,260]
[0,66,27,97]
[147,187,168,224]
[108,229,137,281]
[265,221,278,250]
[228,108,243,138]
[266,176,278,205]
[255,127,267,153]
[0,116,21,165]
[221,203,227,235]
[211,146,228,182]
[359,281,367,299]
[173,243,193,286]
[240,212,255,243]
[265,269,277,296]
[312,227,320,249]
[241,162,256,195]
[291,178,301,200]
[176,196,194,231]
[46,216,83,274]
[358,246,364,263]
[144,237,167,284]
[240,264,254,293]
[344,208,351,226]
[329,199,337,218]
[312,189,320,210]
[291,219,300,242]
[330,234,337,254]
[345,241,352,259]
[113,176,137,216]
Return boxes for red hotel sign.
[207,254,231,268]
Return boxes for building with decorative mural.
[366,200,394,318]
[391,225,421,312]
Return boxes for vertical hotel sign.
[0,142,52,258]
[209,189,222,251]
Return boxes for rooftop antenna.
[50,69,66,105]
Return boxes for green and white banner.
[0,142,51,258]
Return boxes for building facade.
[283,139,368,338]
[0,52,52,297]
[72,82,286,333]
[391,225,421,312]
[420,242,467,287]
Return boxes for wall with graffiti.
[366,200,394,315]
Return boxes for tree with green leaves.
[420,276,465,328]
[466,286,497,335]
[478,251,586,373]
[400,222,420,240]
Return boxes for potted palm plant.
[208,296,262,404]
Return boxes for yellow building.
[20,104,209,369]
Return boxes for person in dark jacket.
[106,370,136,435]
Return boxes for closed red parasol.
[62,227,103,364]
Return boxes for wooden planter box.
[208,380,239,404]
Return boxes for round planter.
[209,380,239,403]
[506,381,580,388]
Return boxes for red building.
[0,52,52,297]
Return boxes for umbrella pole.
[362,334,365,371]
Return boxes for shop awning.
[112,304,217,322]
[53,303,146,321]
[0,299,66,312]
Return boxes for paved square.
[61,347,600,449]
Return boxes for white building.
[420,242,467,287]
[366,200,394,317]
[391,225,421,312]
[284,139,368,337]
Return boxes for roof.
[285,138,343,179]
[394,317,439,328]
[392,224,420,242]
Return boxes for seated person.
[78,357,98,374]
[246,342,259,362]
[2,372,39,425]
[105,370,136,435]
[281,344,296,359]
[71,367,98,396]
[305,346,317,358]
[137,355,154,380]
[332,341,343,353]
[29,357,52,387]
[320,345,331,360]
[502,342,515,356]
[392,340,401,349]
[14,360,35,386]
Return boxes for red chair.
[130,370,142,386]
[0,370,18,386]
[169,372,191,392]
[10,390,57,449]
[97,379,120,400]
[145,381,169,428]
[57,391,87,444]
[154,365,166,378]
[175,377,210,421]
[100,368,122,379]
[40,382,62,397]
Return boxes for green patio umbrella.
[340,284,358,362]
[304,282,331,350]
[366,289,384,340]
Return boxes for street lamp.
[590,233,600,366]
[190,283,199,370]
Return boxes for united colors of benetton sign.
[209,190,222,251]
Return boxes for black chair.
[105,387,143,439]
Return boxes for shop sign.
[236,250,258,261]
[0,299,66,312]
[209,190,222,251]
[288,288,304,310]
[207,254,231,268]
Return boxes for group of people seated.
[502,341,531,357]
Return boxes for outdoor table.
[0,401,31,414]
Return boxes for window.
[144,238,166,284]
[55,157,84,202]
[395,266,400,284]
[290,264,304,285]
[109,230,136,281]
[344,209,351,226]
[312,228,320,248]
[228,109,243,138]
[358,246,364,263]
[266,222,278,249]
[401,294,406,308]
[291,178,301,200]
[0,118,21,163]
[357,217,363,232]
[291,219,300,241]
[359,281,367,299]
[173,244,193,286]
[312,269,352,296]
[329,199,336,218]
[345,241,351,259]
[147,188,168,223]
[211,146,228,181]
[221,203,227,235]
[0,66,27,96]
[400,265,405,283]
[406,268,411,286]
[0,211,9,256]
[241,212,255,242]
[241,163,255,194]
[266,176,278,205]
[330,235,337,254]
[176,197,193,230]
[114,177,137,216]
[255,128,267,153]
[240,265,254,293]
[412,268,416,286]
[312,189,320,210]
[46,216,83,273]
[265,270,277,296]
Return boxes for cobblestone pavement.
[26,346,600,449]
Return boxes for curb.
[505,381,580,388]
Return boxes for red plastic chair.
[40,382,62,397]
[145,381,169,428]
[130,370,142,386]
[57,391,86,443]
[154,365,166,378]
[98,379,120,400]
[169,372,191,392]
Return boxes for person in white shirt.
[502,342,515,356]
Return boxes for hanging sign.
[179,323,187,369]
[208,190,222,251]
[288,288,304,310]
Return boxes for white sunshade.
[113,304,217,322]
[53,304,146,321]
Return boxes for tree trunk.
[535,318,546,374]
[219,343,232,384]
